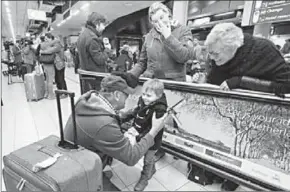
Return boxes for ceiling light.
[214,11,235,17]
[57,23,61,27]
[6,7,11,13]
[124,3,133,6]
[72,10,80,16]
[81,3,90,10]
[4,1,9,6]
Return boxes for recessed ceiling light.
[81,3,90,10]
[6,7,11,13]
[124,3,133,6]
[4,1,9,6]
[72,10,80,16]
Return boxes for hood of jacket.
[75,90,117,117]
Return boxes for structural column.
[172,1,189,25]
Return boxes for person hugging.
[120,79,168,191]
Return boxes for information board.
[124,85,290,191]
[250,1,290,25]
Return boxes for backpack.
[187,163,224,186]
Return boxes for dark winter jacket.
[115,51,133,72]
[77,25,111,72]
[12,45,22,64]
[64,90,155,167]
[121,93,168,150]
[22,45,35,65]
[129,24,194,82]
[207,33,290,95]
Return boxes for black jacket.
[77,25,110,72]
[207,34,290,96]
[122,93,168,150]
[115,52,132,72]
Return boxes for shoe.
[134,174,148,191]
[154,150,165,162]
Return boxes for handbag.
[39,53,55,64]
[187,163,223,186]
[34,61,44,75]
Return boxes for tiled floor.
[1,66,251,191]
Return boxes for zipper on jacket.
[4,167,38,191]
[6,155,59,191]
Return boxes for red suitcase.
[2,90,103,191]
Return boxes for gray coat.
[129,24,194,81]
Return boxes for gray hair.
[205,23,244,50]
[148,2,171,23]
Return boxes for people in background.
[120,79,167,191]
[281,39,290,64]
[205,23,290,97]
[77,12,112,73]
[281,38,290,56]
[193,37,200,47]
[39,33,56,100]
[40,35,68,99]
[12,40,24,79]
[22,39,36,73]
[115,44,133,72]
[132,50,139,65]
[64,75,168,169]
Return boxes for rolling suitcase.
[2,90,103,191]
[23,72,45,101]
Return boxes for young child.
[121,79,168,191]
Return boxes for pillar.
[172,1,189,25]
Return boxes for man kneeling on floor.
[64,75,168,188]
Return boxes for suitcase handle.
[55,90,78,149]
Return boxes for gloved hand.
[111,71,139,88]
[272,82,290,98]
[226,76,242,89]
